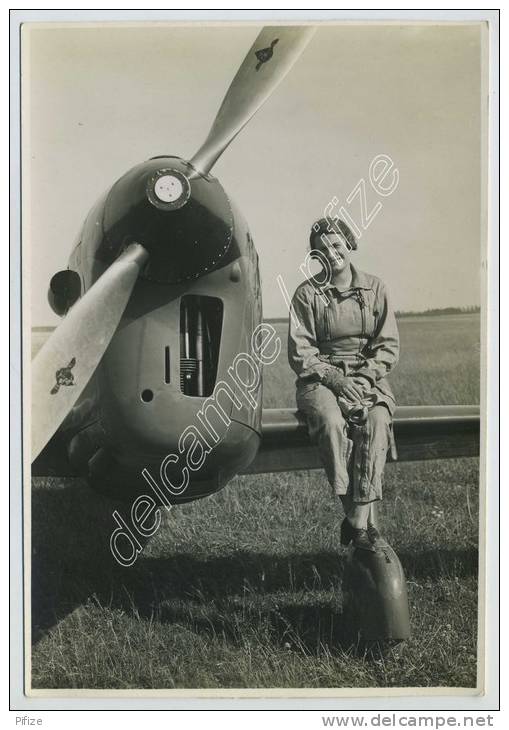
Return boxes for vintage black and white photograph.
[23,17,488,696]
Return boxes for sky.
[24,22,485,325]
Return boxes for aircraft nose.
[101,157,235,284]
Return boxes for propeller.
[190,25,315,175]
[32,26,315,461]
[31,243,148,461]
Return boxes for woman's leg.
[296,382,352,495]
[350,404,392,503]
[340,405,392,532]
[339,496,371,529]
[297,385,389,538]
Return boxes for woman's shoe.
[340,517,376,552]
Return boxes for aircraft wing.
[32,405,480,478]
[243,405,480,474]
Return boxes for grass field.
[262,314,480,408]
[31,313,480,691]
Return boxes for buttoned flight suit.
[288,265,400,502]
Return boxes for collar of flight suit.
[317,264,374,295]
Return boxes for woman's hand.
[349,375,373,396]
[321,367,366,400]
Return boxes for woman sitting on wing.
[288,217,400,552]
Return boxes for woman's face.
[313,233,352,274]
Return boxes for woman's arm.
[354,281,400,385]
[287,286,330,382]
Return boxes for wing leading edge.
[32,405,480,478]
[243,405,480,475]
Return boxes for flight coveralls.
[288,265,400,502]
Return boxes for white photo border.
[8,7,500,713]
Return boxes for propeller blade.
[190,25,315,175]
[31,243,149,461]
